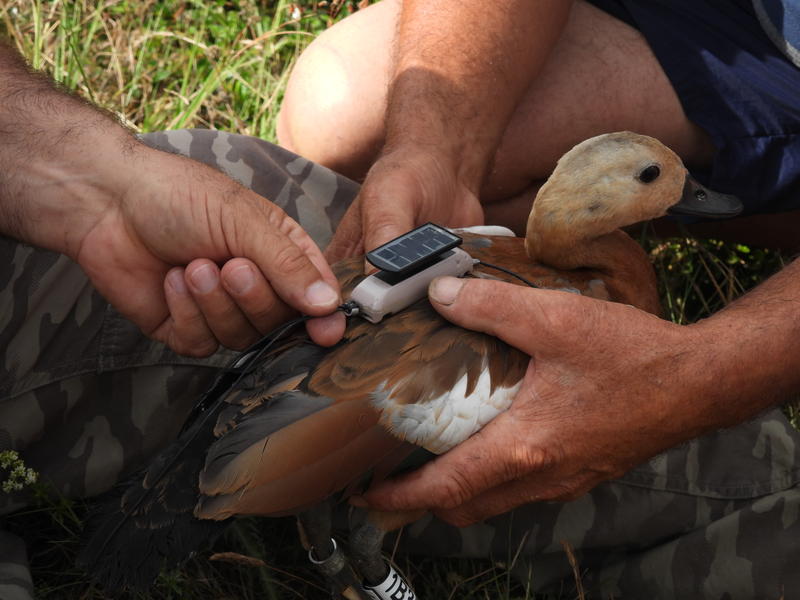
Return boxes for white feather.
[371,365,521,454]
[448,225,516,237]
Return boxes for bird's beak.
[667,173,743,218]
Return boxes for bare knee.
[277,1,398,179]
[480,0,715,203]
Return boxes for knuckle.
[437,470,476,509]
[264,202,293,233]
[505,443,560,481]
[194,337,221,357]
[532,444,564,471]
[191,342,219,358]
[171,334,218,358]
[363,212,407,247]
[369,215,403,239]
[246,294,280,327]
[270,242,310,276]
[503,449,533,481]
[220,330,258,351]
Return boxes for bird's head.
[524,132,741,264]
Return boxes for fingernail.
[226,264,255,295]
[167,270,187,294]
[305,280,338,307]
[429,276,464,306]
[189,264,218,294]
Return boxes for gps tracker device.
[349,223,475,323]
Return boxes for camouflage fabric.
[0,130,358,515]
[0,531,33,600]
[397,407,800,598]
[0,130,358,599]
[1,129,798,599]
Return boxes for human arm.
[0,43,344,355]
[359,263,800,525]
[325,0,574,261]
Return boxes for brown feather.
[194,229,659,520]
[196,398,412,518]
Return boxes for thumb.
[428,276,571,355]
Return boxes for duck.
[79,132,742,598]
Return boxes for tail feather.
[78,411,229,590]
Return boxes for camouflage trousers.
[1,130,798,599]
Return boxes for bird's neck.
[525,227,662,315]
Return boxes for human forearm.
[386,0,572,189]
[0,42,137,258]
[685,259,800,431]
[325,0,574,258]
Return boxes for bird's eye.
[638,164,661,184]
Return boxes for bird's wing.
[194,292,528,519]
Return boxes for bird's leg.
[348,508,424,600]
[297,501,372,600]
[298,500,337,562]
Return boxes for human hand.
[325,149,485,262]
[360,276,710,525]
[74,146,345,356]
[0,44,343,356]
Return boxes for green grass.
[2,0,360,139]
[0,1,794,599]
[648,235,787,325]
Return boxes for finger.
[360,186,416,252]
[436,476,543,527]
[220,258,294,334]
[282,218,342,292]
[325,200,364,264]
[305,311,347,347]
[238,203,342,318]
[438,468,601,527]
[185,259,260,350]
[427,276,583,356]
[279,221,349,347]
[162,267,218,357]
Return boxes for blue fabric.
[587,0,800,216]
[754,0,800,66]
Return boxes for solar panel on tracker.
[365,223,462,274]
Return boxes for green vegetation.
[2,0,365,138]
[0,1,793,598]
[0,450,38,494]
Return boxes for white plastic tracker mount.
[349,223,475,323]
